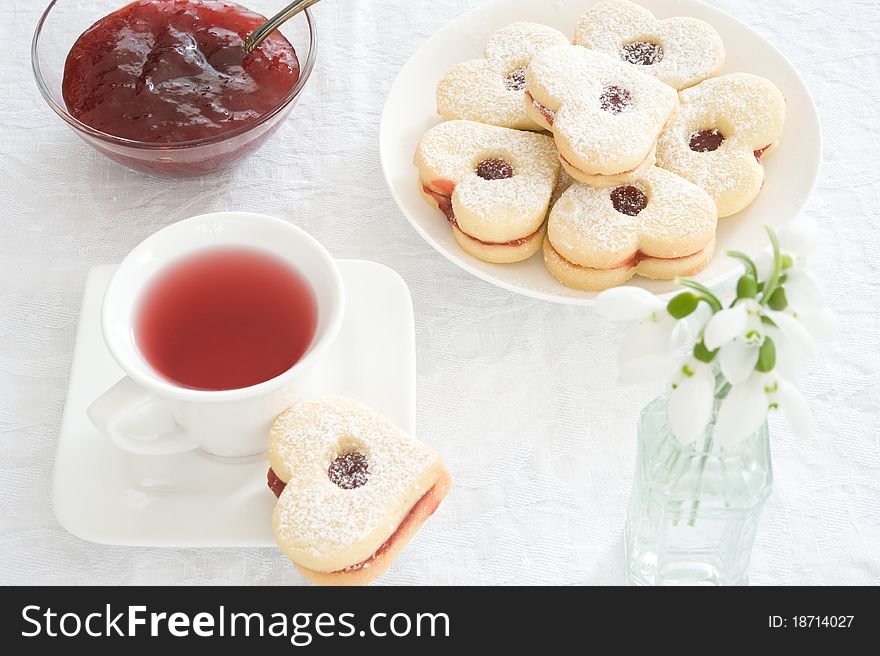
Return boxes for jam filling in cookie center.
[504,66,527,91]
[689,129,725,152]
[476,158,514,180]
[328,452,370,489]
[620,41,664,66]
[600,86,632,114]
[610,185,648,216]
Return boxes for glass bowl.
[31,0,317,176]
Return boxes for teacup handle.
[87,377,199,456]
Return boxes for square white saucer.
[53,260,415,547]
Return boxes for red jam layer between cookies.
[754,144,772,160]
[548,241,708,271]
[421,182,539,247]
[62,0,300,143]
[558,153,648,181]
[267,468,445,573]
[525,91,555,125]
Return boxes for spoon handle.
[244,0,323,55]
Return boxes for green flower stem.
[686,378,730,527]
[760,226,783,306]
[676,278,723,312]
[726,250,759,281]
[687,433,714,528]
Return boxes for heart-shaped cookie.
[437,22,569,130]
[655,73,786,217]
[574,0,725,91]
[544,166,717,290]
[269,397,450,586]
[414,120,560,263]
[524,45,678,187]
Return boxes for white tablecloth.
[1,0,878,585]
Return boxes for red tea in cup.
[135,247,317,391]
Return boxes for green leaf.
[767,287,788,311]
[726,250,759,281]
[756,336,776,372]
[760,226,783,306]
[693,340,718,363]
[736,274,758,299]
[676,278,723,312]
[667,292,699,319]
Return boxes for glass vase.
[625,394,773,585]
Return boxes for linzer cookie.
[655,73,786,217]
[573,0,724,90]
[544,167,717,290]
[437,22,569,130]
[269,397,450,586]
[524,45,678,187]
[414,120,560,263]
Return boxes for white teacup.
[88,212,345,458]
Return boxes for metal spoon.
[244,0,324,55]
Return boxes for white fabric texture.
[1,0,878,585]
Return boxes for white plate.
[53,261,415,547]
[380,0,821,305]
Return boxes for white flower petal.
[617,323,678,384]
[776,378,812,439]
[595,287,664,322]
[772,330,807,379]
[754,250,774,282]
[799,307,838,342]
[667,316,692,351]
[668,365,715,444]
[719,340,760,384]
[714,376,769,446]
[703,305,748,350]
[619,322,672,359]
[768,310,816,359]
[778,221,818,257]
[784,268,825,314]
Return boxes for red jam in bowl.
[61,0,300,144]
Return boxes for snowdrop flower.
[596,287,688,384]
[667,357,716,444]
[764,311,817,379]
[702,299,817,384]
[755,221,825,315]
[703,298,766,385]
[796,306,838,343]
[714,371,811,446]
[596,224,830,446]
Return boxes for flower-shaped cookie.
[270,397,450,586]
[656,73,786,217]
[524,45,678,187]
[436,22,569,130]
[544,166,717,290]
[573,0,724,90]
[414,120,560,263]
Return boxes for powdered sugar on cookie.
[656,73,786,217]
[270,397,444,574]
[414,120,560,262]
[525,45,678,184]
[574,0,724,91]
[437,22,569,130]
[544,167,717,290]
